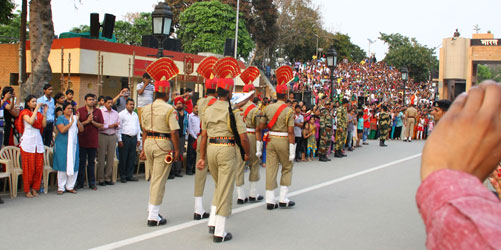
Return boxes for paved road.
[0,140,427,250]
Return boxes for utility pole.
[234,0,240,58]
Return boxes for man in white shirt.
[186,105,200,175]
[137,73,154,108]
[117,98,141,183]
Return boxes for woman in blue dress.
[53,102,83,195]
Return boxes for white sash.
[66,115,78,176]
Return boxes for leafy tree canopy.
[0,10,25,44]
[177,1,254,58]
[379,32,438,82]
[0,0,15,25]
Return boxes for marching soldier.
[257,66,296,210]
[192,56,219,220]
[197,59,250,243]
[235,69,264,204]
[319,101,333,162]
[140,79,180,227]
[378,105,391,147]
[335,99,349,158]
[193,77,217,220]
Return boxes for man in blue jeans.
[37,84,55,146]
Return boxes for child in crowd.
[305,117,317,161]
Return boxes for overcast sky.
[14,0,501,60]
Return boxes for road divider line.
[89,153,422,250]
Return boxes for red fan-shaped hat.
[145,58,180,82]
[214,57,241,79]
[240,66,260,93]
[197,56,218,80]
[276,66,293,94]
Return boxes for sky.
[14,0,501,60]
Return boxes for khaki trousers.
[194,136,209,197]
[97,133,116,182]
[265,136,293,190]
[405,118,416,138]
[144,138,173,205]
[236,133,260,186]
[207,144,237,217]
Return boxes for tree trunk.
[25,0,54,98]
[19,0,27,98]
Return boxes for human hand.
[36,102,43,109]
[87,113,93,122]
[174,152,180,162]
[43,105,48,115]
[139,150,146,160]
[244,154,250,161]
[76,111,80,120]
[196,159,205,170]
[421,81,501,182]
[137,141,141,147]
[118,141,124,148]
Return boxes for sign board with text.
[471,39,501,46]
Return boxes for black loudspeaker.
[90,13,100,37]
[141,35,183,52]
[224,39,235,57]
[102,14,116,39]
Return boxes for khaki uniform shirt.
[202,100,246,137]
[405,107,418,118]
[240,101,260,129]
[141,99,180,133]
[260,100,294,132]
[197,95,216,126]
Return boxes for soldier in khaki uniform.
[140,79,180,227]
[404,103,418,142]
[235,83,264,204]
[257,68,296,210]
[192,78,217,220]
[197,67,250,242]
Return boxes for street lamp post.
[151,2,173,58]
[326,46,338,101]
[401,67,408,104]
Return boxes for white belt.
[246,128,256,132]
[269,131,288,137]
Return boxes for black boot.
[380,139,387,147]
[325,154,332,161]
[319,154,329,162]
[334,150,343,158]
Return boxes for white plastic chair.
[0,158,13,198]
[43,146,56,194]
[0,146,22,197]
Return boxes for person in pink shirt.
[417,80,501,250]
[97,96,120,186]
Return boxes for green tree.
[379,32,438,82]
[329,32,366,62]
[177,1,254,58]
[69,24,90,33]
[477,64,492,82]
[0,0,15,25]
[0,10,24,43]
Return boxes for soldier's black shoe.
[267,203,279,210]
[237,197,248,204]
[213,232,232,243]
[326,155,332,161]
[319,154,329,162]
[380,140,387,147]
[279,200,296,208]
[208,226,215,234]
[334,150,343,158]
[194,212,210,220]
[147,217,167,227]
[249,195,263,203]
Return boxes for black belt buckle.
[209,137,235,145]
[146,132,171,138]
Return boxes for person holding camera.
[418,80,501,249]
[113,87,130,113]
[37,84,55,146]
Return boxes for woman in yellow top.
[304,117,317,161]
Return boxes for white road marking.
[89,153,422,250]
